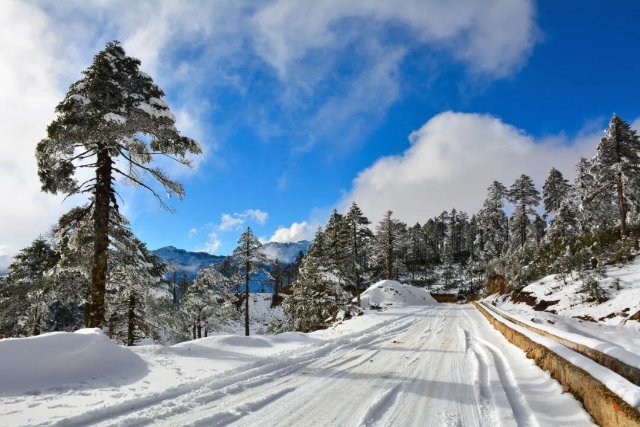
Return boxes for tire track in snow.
[65,307,431,427]
[462,307,539,427]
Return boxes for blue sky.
[1,1,640,264]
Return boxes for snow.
[484,302,640,371]
[0,329,147,395]
[494,258,640,326]
[0,282,595,426]
[102,112,126,124]
[482,304,640,408]
[69,94,90,105]
[359,280,437,308]
[136,98,176,121]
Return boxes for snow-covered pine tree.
[543,167,571,216]
[374,211,406,280]
[323,209,351,281]
[592,114,640,238]
[181,265,238,338]
[546,201,579,241]
[36,41,201,328]
[107,232,170,346]
[283,226,356,331]
[406,223,425,284]
[232,227,270,336]
[572,158,614,233]
[344,202,373,306]
[507,174,541,248]
[284,249,340,332]
[0,238,60,336]
[271,260,283,308]
[477,181,508,260]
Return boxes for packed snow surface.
[0,329,147,395]
[359,280,437,308]
[1,282,594,426]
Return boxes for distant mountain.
[153,246,225,280]
[259,240,311,264]
[153,241,310,289]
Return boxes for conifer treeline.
[284,115,640,330]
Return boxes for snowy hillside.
[485,258,640,327]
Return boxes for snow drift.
[0,328,148,395]
[359,280,437,309]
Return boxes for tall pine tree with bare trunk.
[36,41,200,327]
[592,114,640,238]
[232,228,269,336]
[345,202,372,306]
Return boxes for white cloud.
[252,0,537,79]
[245,209,269,225]
[0,0,538,265]
[199,231,222,254]
[269,221,316,243]
[218,209,269,232]
[219,214,246,232]
[0,1,78,270]
[342,111,603,224]
[188,228,198,238]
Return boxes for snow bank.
[359,280,437,309]
[480,304,640,408]
[495,259,640,326]
[0,328,148,395]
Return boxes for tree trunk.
[197,323,202,339]
[87,147,113,328]
[245,261,250,336]
[127,293,136,346]
[32,307,41,336]
[517,204,526,247]
[192,324,196,340]
[387,225,393,280]
[616,173,627,238]
[353,222,361,306]
[172,271,177,305]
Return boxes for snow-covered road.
[58,305,592,427]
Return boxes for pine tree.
[323,210,351,277]
[345,202,372,305]
[573,158,615,233]
[284,252,339,332]
[592,114,640,238]
[271,260,283,308]
[406,223,425,284]
[232,227,269,336]
[0,238,60,336]
[543,167,571,216]
[283,229,354,332]
[477,181,508,260]
[546,201,578,241]
[107,234,169,346]
[181,265,238,338]
[373,211,406,279]
[35,41,200,328]
[507,175,541,247]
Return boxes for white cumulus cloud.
[218,209,269,232]
[269,221,316,243]
[342,111,603,224]
[199,231,222,254]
